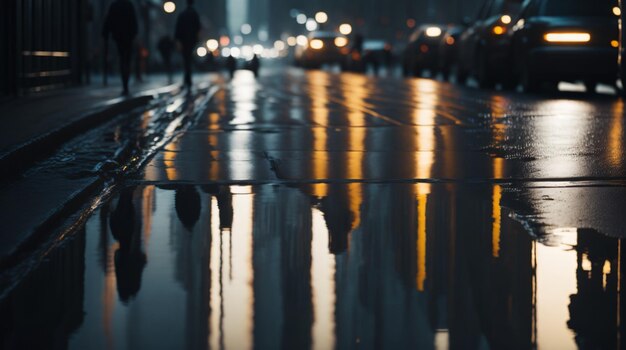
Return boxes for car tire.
[584,81,597,94]
[477,50,495,89]
[402,58,411,77]
[521,64,540,93]
[441,69,450,81]
[456,69,468,85]
[412,63,422,77]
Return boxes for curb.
[0,84,215,274]
[0,138,137,271]
[0,85,180,181]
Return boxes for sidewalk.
[0,74,217,273]
[0,74,183,178]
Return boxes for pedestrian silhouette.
[158,35,175,83]
[226,55,237,79]
[175,0,201,89]
[249,54,260,77]
[102,0,138,96]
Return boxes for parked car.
[402,24,446,77]
[295,31,349,69]
[510,0,619,92]
[456,0,524,87]
[438,25,465,80]
[345,39,393,73]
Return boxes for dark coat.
[175,6,201,49]
[102,0,138,45]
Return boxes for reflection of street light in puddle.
[163,1,176,13]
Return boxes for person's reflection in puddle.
[217,186,233,230]
[109,186,146,303]
[319,185,352,255]
[568,229,619,349]
[175,185,201,232]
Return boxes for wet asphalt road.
[1,67,626,350]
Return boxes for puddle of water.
[0,183,622,350]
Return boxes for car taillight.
[492,26,506,35]
[544,33,591,43]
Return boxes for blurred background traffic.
[1,0,624,95]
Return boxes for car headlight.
[425,27,442,38]
[310,39,324,50]
[544,32,591,43]
[334,37,348,48]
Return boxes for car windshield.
[540,0,617,16]
[487,0,523,17]
[363,41,386,50]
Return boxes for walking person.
[226,55,237,79]
[249,54,260,77]
[102,0,138,96]
[175,0,201,90]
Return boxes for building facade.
[1,0,89,96]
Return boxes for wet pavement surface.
[1,68,626,349]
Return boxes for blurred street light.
[315,12,328,24]
[241,24,252,35]
[163,1,176,13]
[334,37,348,48]
[296,14,307,24]
[196,47,208,57]
[220,36,230,46]
[242,45,253,59]
[296,35,308,46]
[287,36,297,46]
[231,47,241,58]
[306,19,318,31]
[274,40,286,50]
[206,39,219,52]
[258,30,269,42]
[339,23,352,35]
